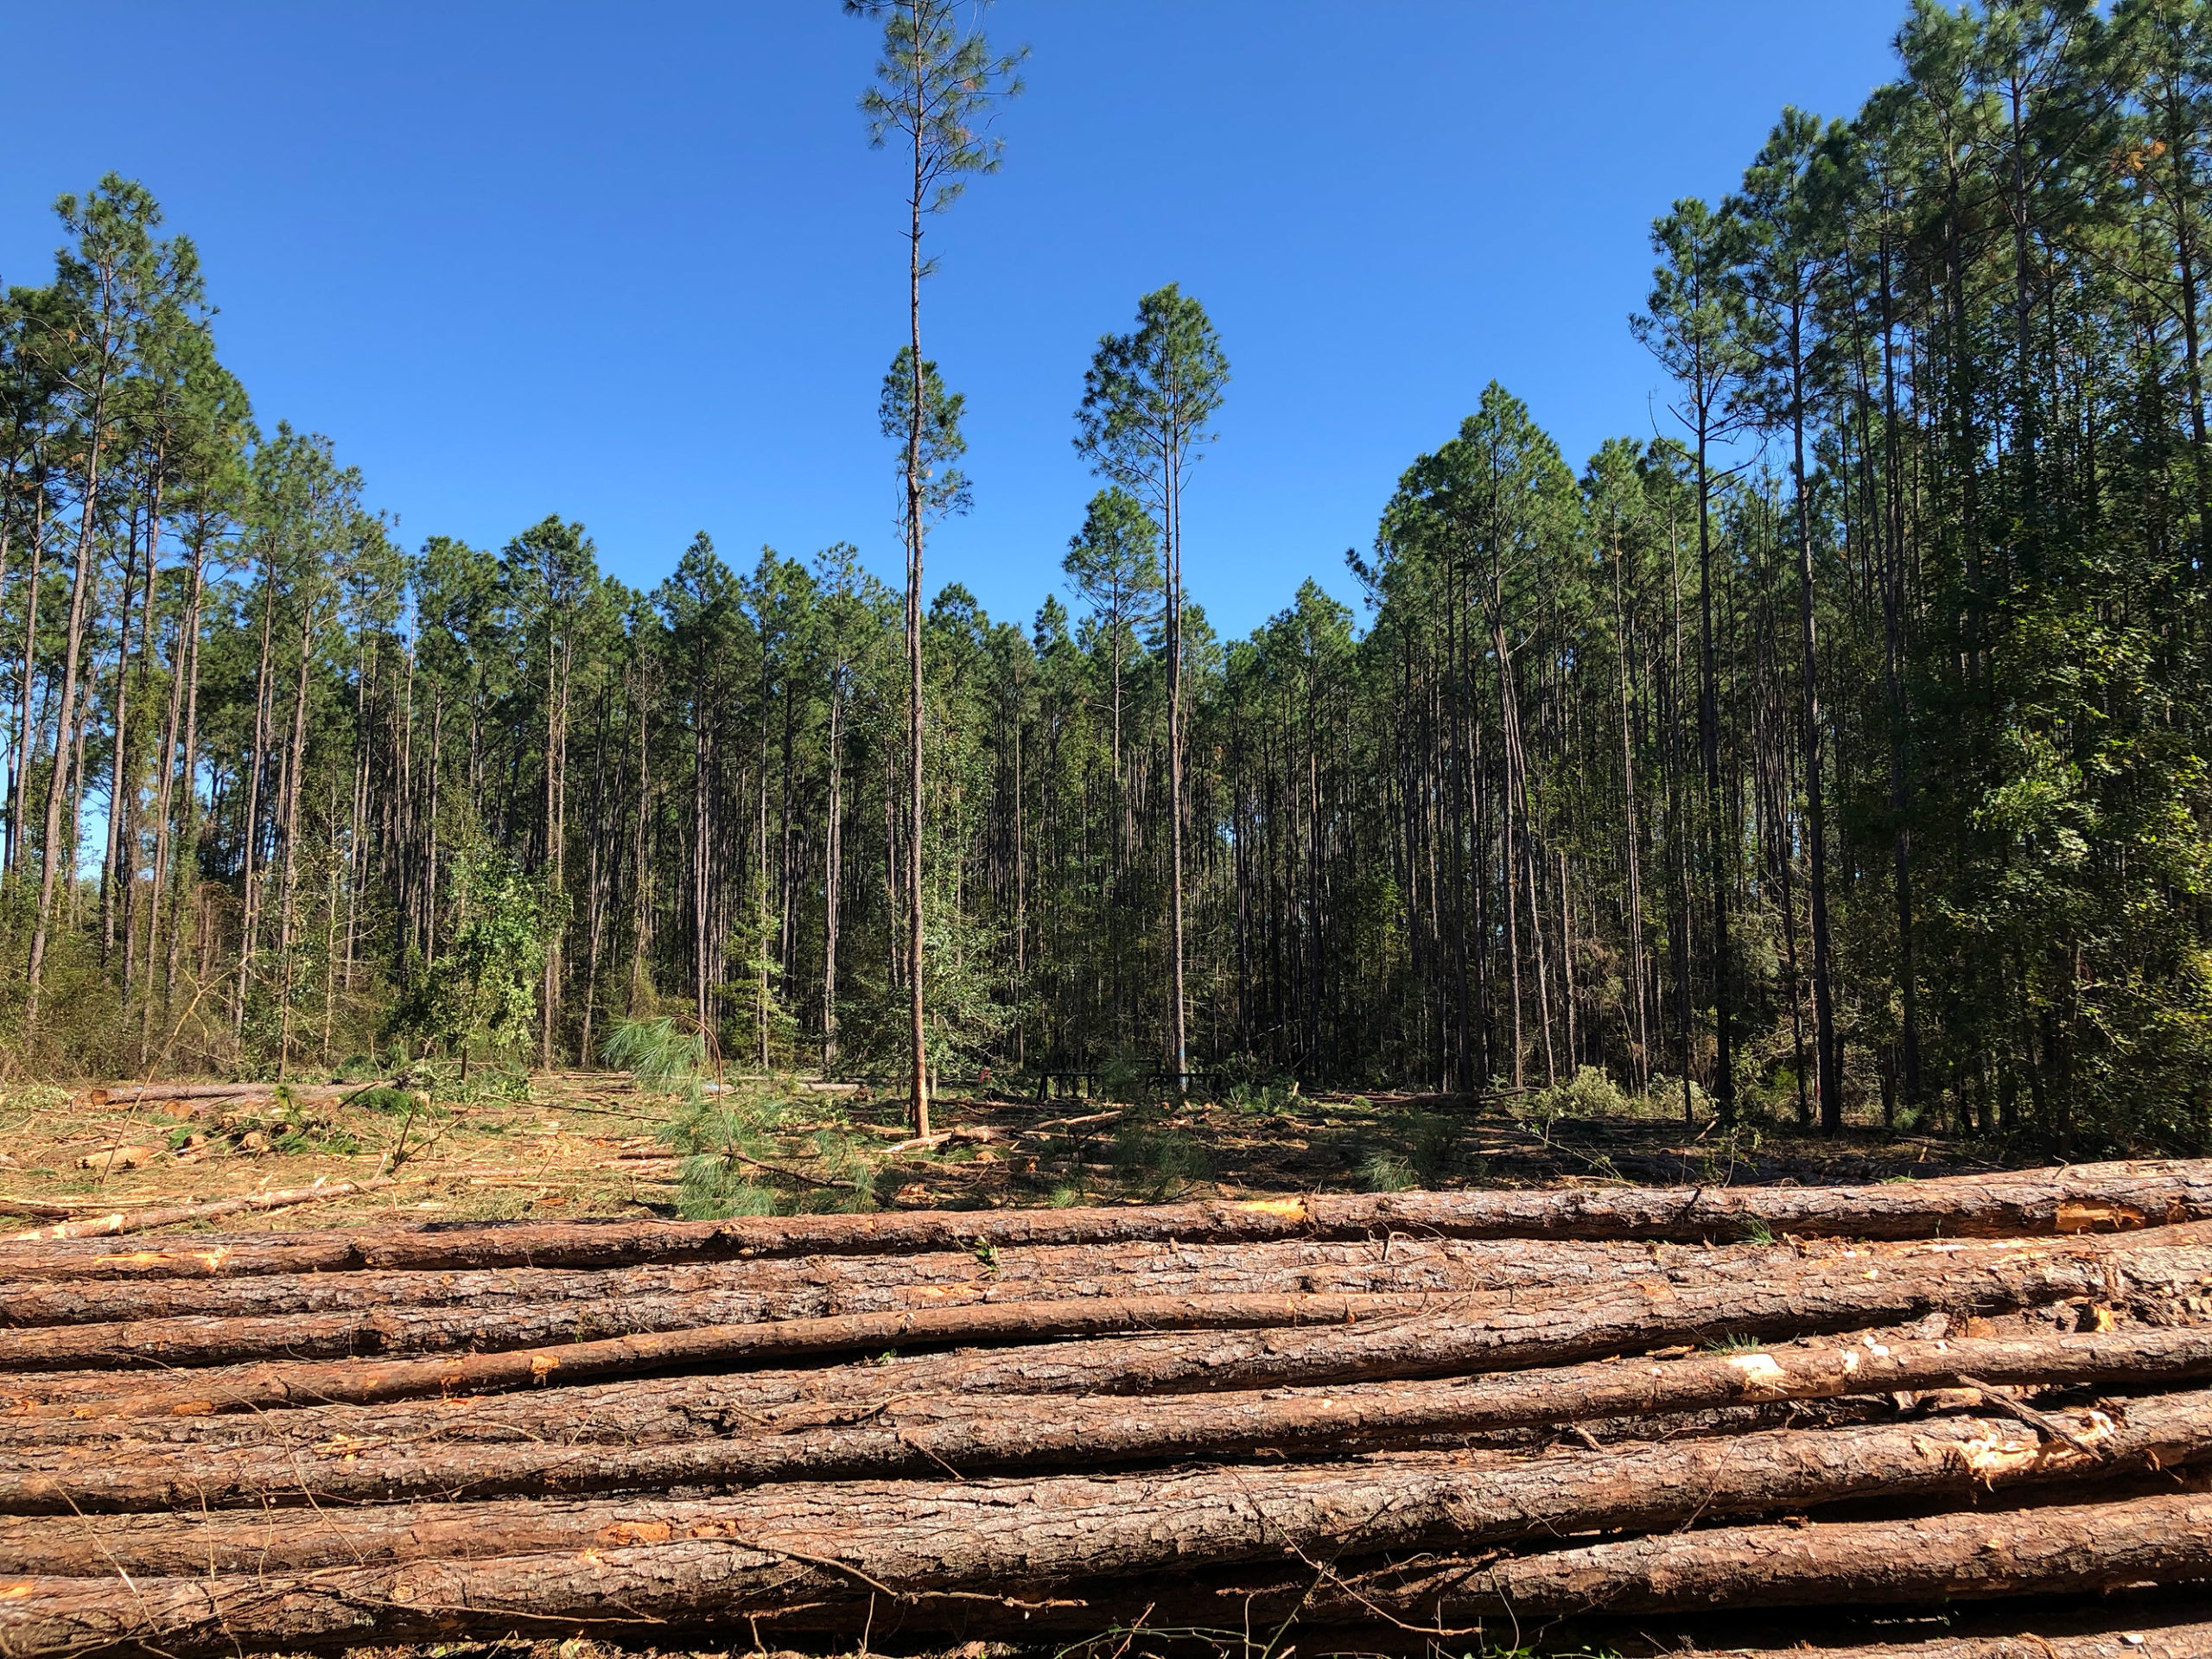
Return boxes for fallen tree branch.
[1,1177,410,1244]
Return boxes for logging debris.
[0,1159,2206,1657]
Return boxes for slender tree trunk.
[272,602,315,1077]
[99,505,143,970]
[904,37,931,1137]
[144,529,202,1054]
[1166,442,1188,1090]
[692,684,711,1039]
[8,474,47,882]
[1791,302,1842,1133]
[1695,404,1733,1120]
[24,406,111,1022]
[232,570,277,1042]
[629,669,651,1012]
[162,539,207,1019]
[1878,204,1922,1117]
[118,477,165,1002]
[822,665,843,1071]
[1611,543,1649,1089]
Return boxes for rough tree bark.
[2,1424,2205,1652]
[6,1224,2206,1417]
[3,1160,2202,1280]
[3,1338,2205,1512]
[2,1322,2198,1459]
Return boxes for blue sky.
[2,1,1905,642]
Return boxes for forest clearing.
[10,0,2212,1650]
[0,1069,2007,1239]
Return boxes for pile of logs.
[2,1160,2210,1658]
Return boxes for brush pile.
[2,1160,2211,1658]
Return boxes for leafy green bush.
[1226,1076,1300,1116]
[1520,1065,1630,1126]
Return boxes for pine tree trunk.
[23,411,108,1023]
[7,474,47,881]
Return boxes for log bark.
[0,1426,2204,1654]
[1,1179,403,1245]
[0,1395,2199,1571]
[1678,1624,2212,1659]
[0,1291,1462,1414]
[0,1227,2122,1369]
[10,1224,2207,1418]
[1262,1488,2212,1624]
[3,1328,2208,1510]
[0,1234,1814,1337]
[0,1230,2038,1330]
[83,1083,366,1106]
[0,1318,2194,1459]
[3,1160,2204,1280]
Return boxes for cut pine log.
[3,1160,2204,1279]
[4,1329,2209,1510]
[8,1221,2206,1417]
[0,1316,2188,1453]
[0,1290,1462,1414]
[3,1391,2197,1561]
[84,1082,370,1107]
[1252,1488,2212,1624]
[1677,1623,2212,1659]
[2,1436,2205,1655]
[2,1224,2158,1370]
[0,1230,2043,1330]
[0,1233,1779,1327]
[0,1235,1791,1358]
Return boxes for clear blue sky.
[2,1,1906,641]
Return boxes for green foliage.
[1075,284,1230,501]
[342,1086,423,1115]
[1227,1076,1299,1116]
[387,850,565,1077]
[604,1017,878,1220]
[1095,1054,1160,1105]
[1519,1065,1634,1134]
[1357,1150,1418,1193]
[878,349,971,524]
[601,1017,707,1097]
[1109,1114,1210,1197]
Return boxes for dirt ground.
[0,1070,1994,1237]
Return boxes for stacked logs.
[1,1161,2210,1659]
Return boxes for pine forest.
[6,0,2212,1159]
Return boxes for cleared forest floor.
[0,1071,1986,1238]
